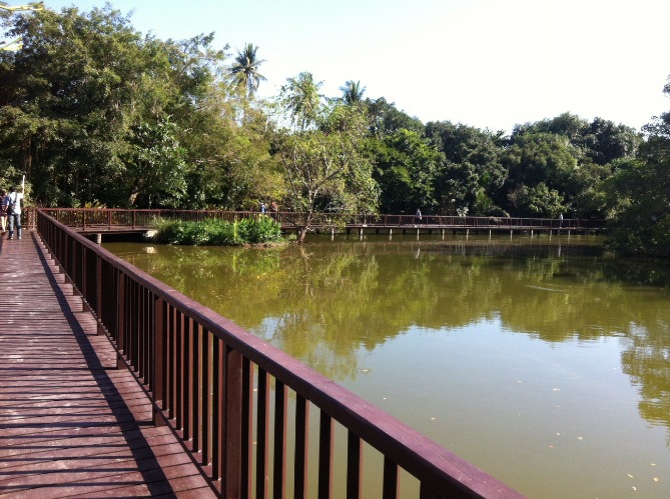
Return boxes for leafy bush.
[236,215,283,243]
[154,216,283,246]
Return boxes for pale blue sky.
[22,0,670,132]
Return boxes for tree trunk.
[298,226,308,243]
[296,210,314,243]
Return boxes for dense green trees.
[0,4,667,254]
[425,122,506,215]
[1,5,224,207]
[605,80,670,256]
[372,128,442,214]
[275,74,378,242]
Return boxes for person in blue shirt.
[7,186,23,240]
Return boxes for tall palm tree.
[280,72,324,129]
[230,43,266,98]
[340,80,366,105]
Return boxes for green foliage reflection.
[111,236,670,436]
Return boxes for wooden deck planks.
[0,232,216,498]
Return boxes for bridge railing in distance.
[36,209,524,499]
[38,207,603,233]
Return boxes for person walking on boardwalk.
[0,190,8,235]
[414,208,422,226]
[7,185,23,240]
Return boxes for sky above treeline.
[19,0,670,133]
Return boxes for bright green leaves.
[373,128,442,214]
[606,101,670,256]
[274,100,377,241]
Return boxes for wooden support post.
[116,273,126,371]
[96,256,104,335]
[153,297,167,427]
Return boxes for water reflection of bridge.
[39,208,606,240]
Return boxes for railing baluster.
[153,297,166,422]
[242,357,253,497]
[184,319,197,445]
[212,337,223,482]
[200,329,211,465]
[166,304,176,418]
[116,273,126,370]
[175,311,184,429]
[294,395,309,499]
[224,345,244,497]
[273,381,287,499]
[256,368,270,498]
[193,323,203,453]
[347,431,362,499]
[318,412,333,498]
[382,457,398,499]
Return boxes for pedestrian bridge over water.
[37,208,605,241]
[0,210,525,497]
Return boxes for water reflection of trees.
[113,238,670,435]
[621,322,670,443]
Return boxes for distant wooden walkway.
[0,231,216,498]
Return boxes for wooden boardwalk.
[0,231,216,498]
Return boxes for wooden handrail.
[37,207,605,232]
[37,209,523,498]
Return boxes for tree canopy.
[0,3,667,253]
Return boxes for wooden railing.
[36,209,523,498]
[38,207,603,233]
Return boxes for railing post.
[383,457,399,499]
[223,346,244,497]
[318,413,333,497]
[116,273,126,370]
[96,255,104,335]
[347,431,362,499]
[153,297,167,426]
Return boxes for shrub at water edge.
[153,216,283,245]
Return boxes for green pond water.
[104,233,670,498]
